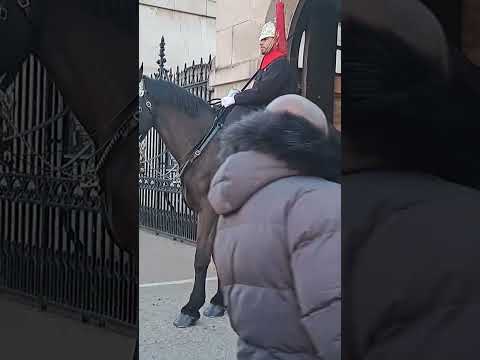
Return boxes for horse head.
[138,69,155,142]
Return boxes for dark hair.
[218,110,341,182]
[145,77,212,117]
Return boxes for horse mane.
[144,76,213,118]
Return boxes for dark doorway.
[420,0,463,48]
[288,0,340,123]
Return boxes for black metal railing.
[139,36,213,243]
[0,55,137,333]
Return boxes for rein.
[177,68,260,179]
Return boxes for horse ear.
[139,63,144,82]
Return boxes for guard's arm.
[234,60,290,106]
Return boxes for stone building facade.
[210,0,341,129]
[139,0,217,75]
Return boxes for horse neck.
[34,1,137,146]
[154,105,215,165]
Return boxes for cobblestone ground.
[140,230,238,360]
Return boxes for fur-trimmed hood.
[208,110,340,215]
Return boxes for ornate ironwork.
[1,55,137,332]
[156,36,167,80]
[139,176,182,193]
[0,173,102,209]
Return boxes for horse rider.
[221,21,297,110]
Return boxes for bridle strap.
[17,0,31,19]
[177,107,230,180]
[0,2,7,21]
[0,0,32,22]
[95,94,139,174]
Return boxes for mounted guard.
[221,1,297,109]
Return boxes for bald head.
[266,94,329,134]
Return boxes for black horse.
[1,1,138,357]
[139,74,255,327]
[1,0,138,255]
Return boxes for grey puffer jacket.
[208,111,341,360]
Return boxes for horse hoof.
[203,304,226,318]
[173,313,198,328]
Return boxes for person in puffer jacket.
[208,95,341,360]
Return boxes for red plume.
[276,0,287,55]
[259,0,287,70]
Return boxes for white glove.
[227,89,240,97]
[221,96,236,108]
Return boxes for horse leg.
[203,277,225,318]
[173,205,216,327]
[203,219,226,317]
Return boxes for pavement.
[139,229,238,360]
[0,294,136,360]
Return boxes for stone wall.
[139,0,216,76]
[212,0,303,97]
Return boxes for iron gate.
[0,55,137,332]
[139,36,213,243]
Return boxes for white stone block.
[139,5,216,75]
[216,27,234,68]
[213,60,258,87]
[217,0,252,31]
[232,20,262,64]
[250,0,271,21]
[174,0,207,16]
[207,0,217,17]
[140,0,175,11]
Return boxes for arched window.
[288,0,339,122]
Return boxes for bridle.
[139,77,229,184]
[0,0,32,22]
[1,0,140,181]
[94,94,139,175]
[1,85,138,187]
